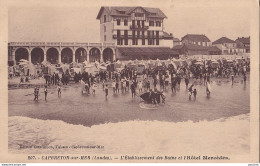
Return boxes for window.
[104,25,106,32]
[149,21,154,26]
[142,31,145,45]
[156,31,159,45]
[124,31,128,45]
[137,31,140,38]
[104,15,106,22]
[117,30,120,38]
[151,31,154,38]
[132,20,135,28]
[124,30,128,37]
[137,20,140,28]
[156,21,161,27]
[156,39,159,45]
[117,39,123,45]
[132,30,136,37]
[135,13,144,17]
[117,19,120,25]
[142,21,144,28]
[142,38,145,45]
[119,11,125,14]
[132,30,136,45]
[104,35,106,41]
[132,39,138,45]
[124,19,128,26]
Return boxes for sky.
[8,0,252,43]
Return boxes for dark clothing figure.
[44,87,48,101]
[130,83,136,98]
[34,88,39,101]
[193,89,197,100]
[105,85,108,98]
[57,85,61,97]
[185,77,189,89]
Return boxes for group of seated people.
[140,88,166,105]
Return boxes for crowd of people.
[32,58,250,104]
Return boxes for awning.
[117,47,179,60]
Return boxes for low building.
[172,44,221,56]
[212,37,236,54]
[181,34,211,47]
[172,37,181,47]
[236,37,250,53]
[117,47,179,60]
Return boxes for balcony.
[113,34,164,39]
[130,25,149,30]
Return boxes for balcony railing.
[113,35,163,39]
[130,25,149,30]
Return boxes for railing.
[61,42,75,46]
[30,42,45,46]
[8,42,115,48]
[113,35,163,39]
[103,43,115,47]
[75,42,89,47]
[89,43,102,47]
[130,25,149,30]
[46,42,60,46]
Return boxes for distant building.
[172,44,221,56]
[212,37,237,54]
[172,37,181,47]
[96,6,177,60]
[181,34,211,47]
[235,37,250,53]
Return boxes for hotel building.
[96,6,178,60]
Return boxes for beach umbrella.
[83,60,89,65]
[194,62,203,65]
[19,59,29,63]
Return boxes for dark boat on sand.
[140,91,166,104]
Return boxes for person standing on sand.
[193,89,197,101]
[243,74,247,84]
[188,84,194,101]
[115,81,119,94]
[57,84,61,97]
[34,87,38,101]
[231,74,234,85]
[112,80,116,94]
[44,85,48,101]
[130,82,136,99]
[105,84,108,98]
[185,75,189,90]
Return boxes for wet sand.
[8,76,250,127]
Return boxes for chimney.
[170,33,173,36]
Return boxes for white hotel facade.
[96,6,178,60]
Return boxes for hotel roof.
[97,6,167,19]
